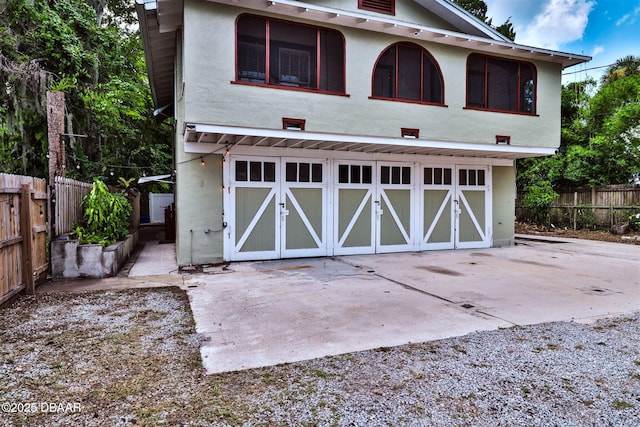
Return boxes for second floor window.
[372,42,444,105]
[236,14,345,94]
[466,53,536,114]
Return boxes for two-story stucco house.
[136,0,589,265]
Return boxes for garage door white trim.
[224,152,494,261]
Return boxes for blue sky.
[484,0,640,84]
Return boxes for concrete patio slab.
[185,237,639,374]
[38,234,639,375]
[128,241,179,277]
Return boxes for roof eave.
[414,0,511,42]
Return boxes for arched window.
[466,53,536,114]
[372,42,444,104]
[236,14,345,94]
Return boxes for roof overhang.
[414,0,511,42]
[135,0,180,111]
[183,123,557,160]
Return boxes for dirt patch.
[515,222,640,244]
[1,287,639,425]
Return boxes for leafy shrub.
[629,213,640,231]
[576,207,599,230]
[521,181,558,227]
[73,179,132,246]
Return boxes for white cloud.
[516,0,595,50]
[616,6,640,26]
[591,45,604,57]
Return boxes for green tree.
[601,55,640,86]
[454,0,488,21]
[454,0,516,41]
[517,57,640,194]
[0,0,172,183]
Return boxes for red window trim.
[359,0,395,15]
[463,106,539,117]
[234,14,346,94]
[465,53,538,115]
[231,80,350,97]
[369,96,448,108]
[371,42,445,106]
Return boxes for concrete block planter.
[51,231,138,279]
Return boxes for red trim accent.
[463,106,539,116]
[231,80,351,97]
[283,117,306,130]
[265,18,271,85]
[369,96,447,107]
[495,135,511,145]
[316,29,321,90]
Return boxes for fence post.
[20,184,35,295]
[573,191,578,230]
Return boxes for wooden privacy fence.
[54,176,92,237]
[0,173,48,305]
[517,185,640,229]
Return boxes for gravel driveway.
[1,287,638,426]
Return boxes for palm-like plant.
[601,55,640,85]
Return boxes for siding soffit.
[183,123,556,161]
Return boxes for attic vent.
[401,128,419,138]
[283,117,306,131]
[359,0,395,15]
[496,135,511,145]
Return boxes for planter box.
[51,231,139,279]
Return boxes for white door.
[228,156,328,261]
[333,161,376,255]
[376,162,416,253]
[420,166,455,250]
[228,157,280,261]
[280,158,328,258]
[455,165,491,249]
[333,161,417,255]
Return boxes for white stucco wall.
[492,165,516,247]
[173,0,562,264]
[306,0,459,30]
[182,0,562,149]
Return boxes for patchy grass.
[1,289,639,426]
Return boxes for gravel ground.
[1,287,639,426]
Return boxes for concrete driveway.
[184,236,639,374]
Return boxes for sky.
[483,0,640,84]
